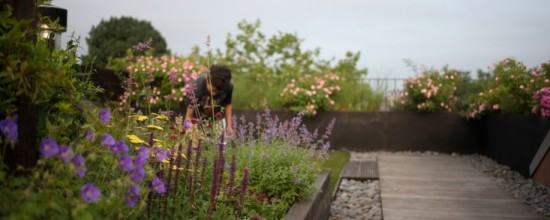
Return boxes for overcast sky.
[53,0,550,78]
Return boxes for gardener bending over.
[184,64,234,137]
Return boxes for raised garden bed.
[285,172,331,220]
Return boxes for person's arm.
[224,104,233,136]
[185,106,194,122]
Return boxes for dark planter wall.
[233,110,479,154]
[480,113,550,177]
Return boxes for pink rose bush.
[280,73,341,116]
[114,55,206,110]
[399,66,462,112]
[467,58,550,118]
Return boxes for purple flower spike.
[100,133,115,147]
[98,108,111,124]
[111,141,129,154]
[0,117,18,142]
[154,148,168,162]
[119,155,134,172]
[58,145,75,162]
[39,138,59,158]
[152,176,166,194]
[83,129,95,142]
[130,166,145,183]
[125,185,141,207]
[81,182,101,203]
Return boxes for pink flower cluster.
[533,87,550,117]
[119,56,204,109]
[400,68,460,112]
[280,73,341,116]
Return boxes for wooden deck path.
[378,154,544,220]
[340,160,379,180]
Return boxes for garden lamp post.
[37,2,67,49]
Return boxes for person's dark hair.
[209,64,232,91]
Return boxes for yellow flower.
[147,125,164,131]
[136,115,148,122]
[127,134,147,145]
[153,138,164,143]
[156,115,169,121]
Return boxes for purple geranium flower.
[39,138,59,158]
[135,146,150,166]
[154,148,168,162]
[130,166,145,183]
[73,154,85,167]
[119,155,134,172]
[58,145,75,162]
[110,141,129,154]
[0,117,17,142]
[100,133,115,147]
[81,182,101,203]
[98,108,111,124]
[76,165,87,177]
[83,129,95,142]
[125,185,141,207]
[152,176,166,194]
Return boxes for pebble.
[329,179,382,220]
[329,151,550,219]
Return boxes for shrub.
[466,58,550,118]
[280,73,341,116]
[398,66,463,112]
[110,51,206,112]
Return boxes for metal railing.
[363,78,405,111]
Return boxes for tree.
[85,16,170,67]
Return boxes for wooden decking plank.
[378,154,544,220]
[340,160,379,180]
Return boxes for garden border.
[284,172,331,220]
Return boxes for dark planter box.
[479,113,550,177]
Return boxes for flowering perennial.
[280,73,341,116]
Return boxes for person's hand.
[226,127,234,138]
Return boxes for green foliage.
[0,6,82,116]
[219,143,320,219]
[85,16,170,68]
